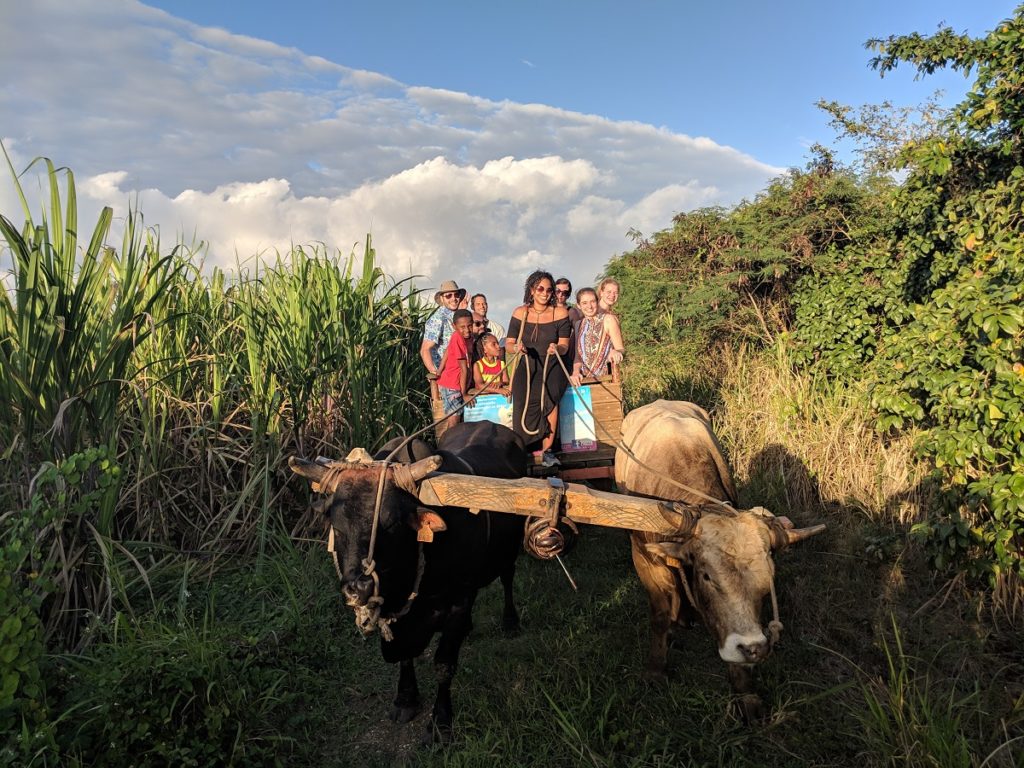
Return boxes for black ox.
[290,421,527,743]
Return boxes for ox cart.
[430,364,625,484]
[294,401,825,739]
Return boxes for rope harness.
[673,549,784,652]
[320,458,427,642]
[552,352,787,646]
[315,370,517,640]
[313,343,791,647]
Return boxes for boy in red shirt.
[437,309,474,431]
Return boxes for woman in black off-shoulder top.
[505,270,571,466]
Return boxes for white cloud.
[1,0,784,321]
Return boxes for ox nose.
[342,576,375,607]
[737,638,770,663]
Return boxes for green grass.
[32,520,1019,767]
[4,153,1022,766]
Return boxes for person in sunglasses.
[505,270,571,467]
[554,277,582,325]
[420,279,466,377]
[470,293,505,346]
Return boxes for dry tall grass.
[713,344,934,525]
[621,339,934,526]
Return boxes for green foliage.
[0,447,121,762]
[55,615,289,767]
[0,151,434,632]
[0,149,183,469]
[816,96,948,176]
[607,6,1024,585]
[606,159,890,355]
[790,7,1024,582]
[0,496,51,741]
[847,620,978,768]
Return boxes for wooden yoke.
[415,472,700,536]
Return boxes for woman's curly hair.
[522,270,556,306]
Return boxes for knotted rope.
[556,353,790,647]
[321,456,428,641]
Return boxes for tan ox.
[615,400,824,720]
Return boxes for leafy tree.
[792,6,1024,582]
[608,5,1024,588]
[605,158,888,354]
[868,8,1024,581]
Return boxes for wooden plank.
[559,465,615,482]
[415,471,695,535]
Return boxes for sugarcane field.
[2,2,1023,766]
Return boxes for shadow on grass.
[736,444,1024,768]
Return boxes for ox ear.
[644,541,690,569]
[409,507,447,543]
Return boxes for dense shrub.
[56,618,291,766]
[608,7,1024,587]
[605,160,889,353]
[1,447,121,763]
[792,9,1024,581]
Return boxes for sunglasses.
[441,291,459,298]
[473,321,487,327]
[555,289,570,296]
[534,285,553,294]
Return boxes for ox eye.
[701,573,711,581]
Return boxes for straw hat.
[434,279,467,305]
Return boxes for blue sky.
[145,0,1012,166]
[1,0,1017,320]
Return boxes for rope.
[674,552,784,650]
[325,456,428,641]
[556,353,788,647]
[766,555,784,648]
[361,459,390,577]
[327,526,342,581]
[330,379,507,639]
[551,353,736,515]
[515,348,554,437]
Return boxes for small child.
[437,309,474,430]
[473,333,510,396]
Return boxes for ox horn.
[389,455,442,496]
[768,521,827,550]
[783,524,827,546]
[289,456,326,484]
[406,455,443,481]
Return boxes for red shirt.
[438,333,469,391]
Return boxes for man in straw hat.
[420,279,467,376]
